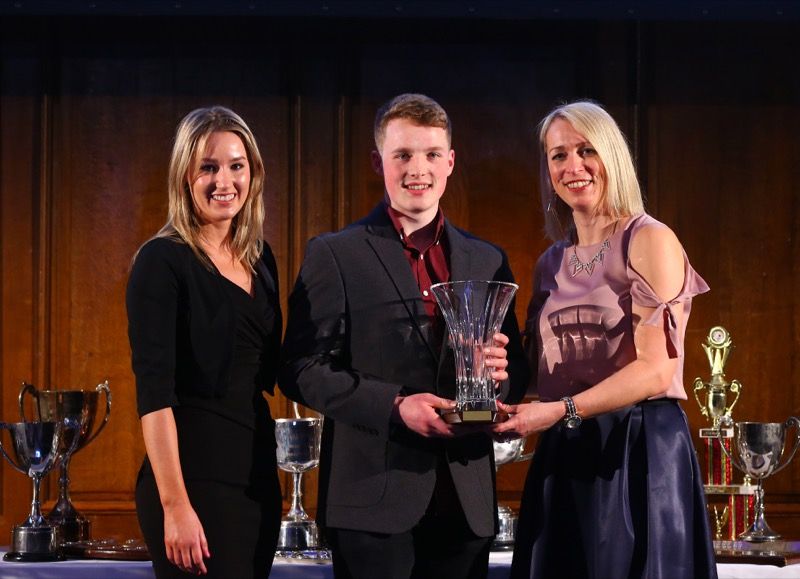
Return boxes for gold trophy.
[693,326,754,541]
[693,326,742,437]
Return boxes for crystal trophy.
[275,406,329,559]
[430,280,518,424]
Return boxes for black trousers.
[328,458,492,579]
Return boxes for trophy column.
[693,326,754,542]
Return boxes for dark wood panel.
[0,39,47,538]
[2,13,800,544]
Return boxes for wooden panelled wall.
[2,15,799,542]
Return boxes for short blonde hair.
[156,106,266,270]
[538,101,643,242]
[374,93,451,152]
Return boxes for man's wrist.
[391,396,405,423]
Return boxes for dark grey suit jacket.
[279,203,528,536]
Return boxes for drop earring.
[547,193,557,215]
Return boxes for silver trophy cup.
[0,419,79,561]
[430,280,518,424]
[19,380,111,543]
[275,416,327,558]
[491,438,532,550]
[718,417,800,541]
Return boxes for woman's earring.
[547,193,557,214]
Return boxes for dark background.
[2,0,799,543]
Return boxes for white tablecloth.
[1,549,798,577]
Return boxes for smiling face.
[545,117,607,215]
[372,118,454,229]
[188,131,250,229]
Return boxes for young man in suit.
[279,93,528,579]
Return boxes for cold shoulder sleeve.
[627,252,710,358]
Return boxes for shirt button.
[419,254,424,260]
[423,290,429,297]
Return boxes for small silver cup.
[718,417,800,541]
[0,419,79,561]
[491,437,532,550]
[275,416,327,558]
[18,380,111,543]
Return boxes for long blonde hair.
[155,106,266,270]
[538,101,643,242]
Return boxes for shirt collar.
[384,202,445,250]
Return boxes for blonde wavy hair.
[538,101,644,242]
[155,106,266,270]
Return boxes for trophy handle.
[770,416,800,477]
[83,380,112,447]
[716,417,747,473]
[725,379,743,419]
[692,377,709,419]
[18,382,40,423]
[0,425,27,475]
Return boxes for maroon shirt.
[385,203,450,318]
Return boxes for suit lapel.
[445,221,473,282]
[363,206,438,362]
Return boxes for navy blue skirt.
[510,399,718,579]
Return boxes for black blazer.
[127,236,281,422]
[279,203,528,537]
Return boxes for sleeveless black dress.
[135,273,282,579]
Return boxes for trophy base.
[277,519,321,551]
[442,401,508,424]
[49,514,92,544]
[6,525,62,562]
[3,550,64,562]
[739,527,782,542]
[491,506,518,551]
[714,540,800,566]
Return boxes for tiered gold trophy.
[692,326,755,541]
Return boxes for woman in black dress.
[127,106,282,578]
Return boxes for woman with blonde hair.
[493,101,717,578]
[127,106,282,578]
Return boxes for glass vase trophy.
[18,380,111,543]
[430,280,518,424]
[275,403,329,559]
[692,326,754,540]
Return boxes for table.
[1,549,799,577]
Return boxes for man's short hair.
[374,93,452,151]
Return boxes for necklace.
[568,220,617,277]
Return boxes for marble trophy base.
[4,525,63,562]
[442,400,508,424]
[491,505,518,551]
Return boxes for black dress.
[128,238,282,579]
